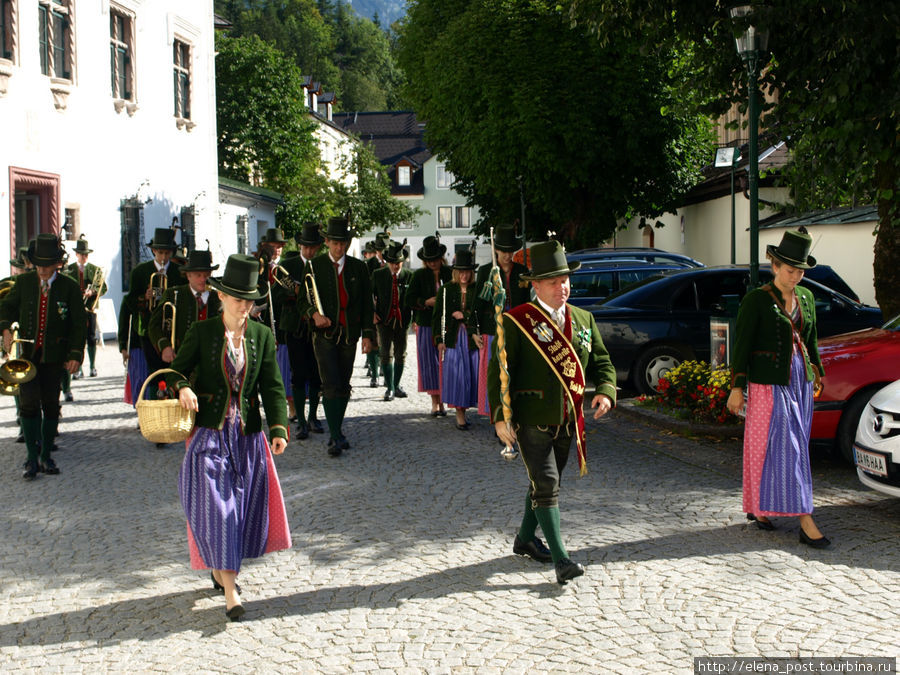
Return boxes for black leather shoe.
[337,435,350,450]
[210,572,240,594]
[327,438,342,457]
[72,371,82,380]
[513,535,553,563]
[40,458,60,475]
[15,431,24,443]
[64,392,74,402]
[90,368,98,377]
[394,387,408,398]
[309,418,324,434]
[296,421,309,440]
[384,389,394,401]
[555,558,585,585]
[369,377,378,388]
[23,460,39,480]
[456,422,470,431]
[225,604,245,621]
[747,513,775,531]
[799,528,831,549]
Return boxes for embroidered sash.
[505,302,589,476]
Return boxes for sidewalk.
[0,341,898,673]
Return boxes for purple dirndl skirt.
[124,347,148,407]
[742,348,815,516]
[442,325,479,409]
[416,325,441,394]
[179,414,291,573]
[276,343,292,399]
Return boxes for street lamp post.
[729,4,769,287]
[715,147,742,264]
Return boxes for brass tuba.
[0,322,36,392]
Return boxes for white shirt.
[536,297,566,329]
[328,253,345,275]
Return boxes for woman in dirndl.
[169,254,292,620]
[471,227,530,417]
[405,235,452,417]
[433,247,480,430]
[727,227,830,548]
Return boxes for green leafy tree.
[215,33,323,233]
[566,0,900,315]
[396,0,715,246]
[329,141,422,235]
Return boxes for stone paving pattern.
[1,341,899,673]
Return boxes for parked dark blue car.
[589,266,883,395]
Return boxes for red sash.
[505,302,589,475]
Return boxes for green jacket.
[63,262,108,310]
[471,262,531,336]
[372,266,412,329]
[147,284,222,354]
[487,302,617,425]
[431,282,477,350]
[405,265,452,326]
[166,317,289,440]
[124,260,183,336]
[731,284,823,389]
[0,271,86,364]
[299,254,375,343]
[365,257,383,276]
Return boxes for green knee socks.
[382,362,394,389]
[534,506,568,563]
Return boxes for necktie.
[196,293,207,320]
[334,261,348,326]
[41,280,49,297]
[552,309,563,329]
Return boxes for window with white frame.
[437,206,452,229]
[39,0,72,80]
[109,6,134,100]
[395,220,413,230]
[173,38,191,119]
[397,165,411,187]
[436,164,453,189]
[455,206,470,230]
[1,0,15,62]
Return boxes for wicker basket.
[137,368,196,443]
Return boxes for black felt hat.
[324,216,354,241]
[28,234,66,266]
[417,235,447,261]
[9,246,29,268]
[374,230,391,251]
[179,249,219,273]
[147,228,178,250]
[766,228,817,269]
[208,254,268,301]
[520,240,580,281]
[259,227,287,245]
[295,223,324,247]
[74,235,93,254]
[493,227,522,253]
[453,248,477,271]
[383,239,408,264]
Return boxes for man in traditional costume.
[488,240,617,585]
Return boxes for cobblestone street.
[1,341,898,673]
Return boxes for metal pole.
[747,53,760,287]
[730,159,736,265]
[518,176,527,265]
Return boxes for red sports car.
[812,314,900,461]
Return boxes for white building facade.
[0,0,219,306]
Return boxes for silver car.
[854,379,900,498]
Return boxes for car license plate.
[854,445,888,477]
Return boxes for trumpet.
[162,290,178,348]
[304,271,325,317]
[87,266,106,312]
[149,271,167,311]
[0,322,36,392]
[271,264,300,292]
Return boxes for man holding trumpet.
[123,227,183,380]
[300,215,375,456]
[62,235,107,389]
[148,249,220,363]
[1,234,85,480]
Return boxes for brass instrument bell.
[0,322,36,386]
